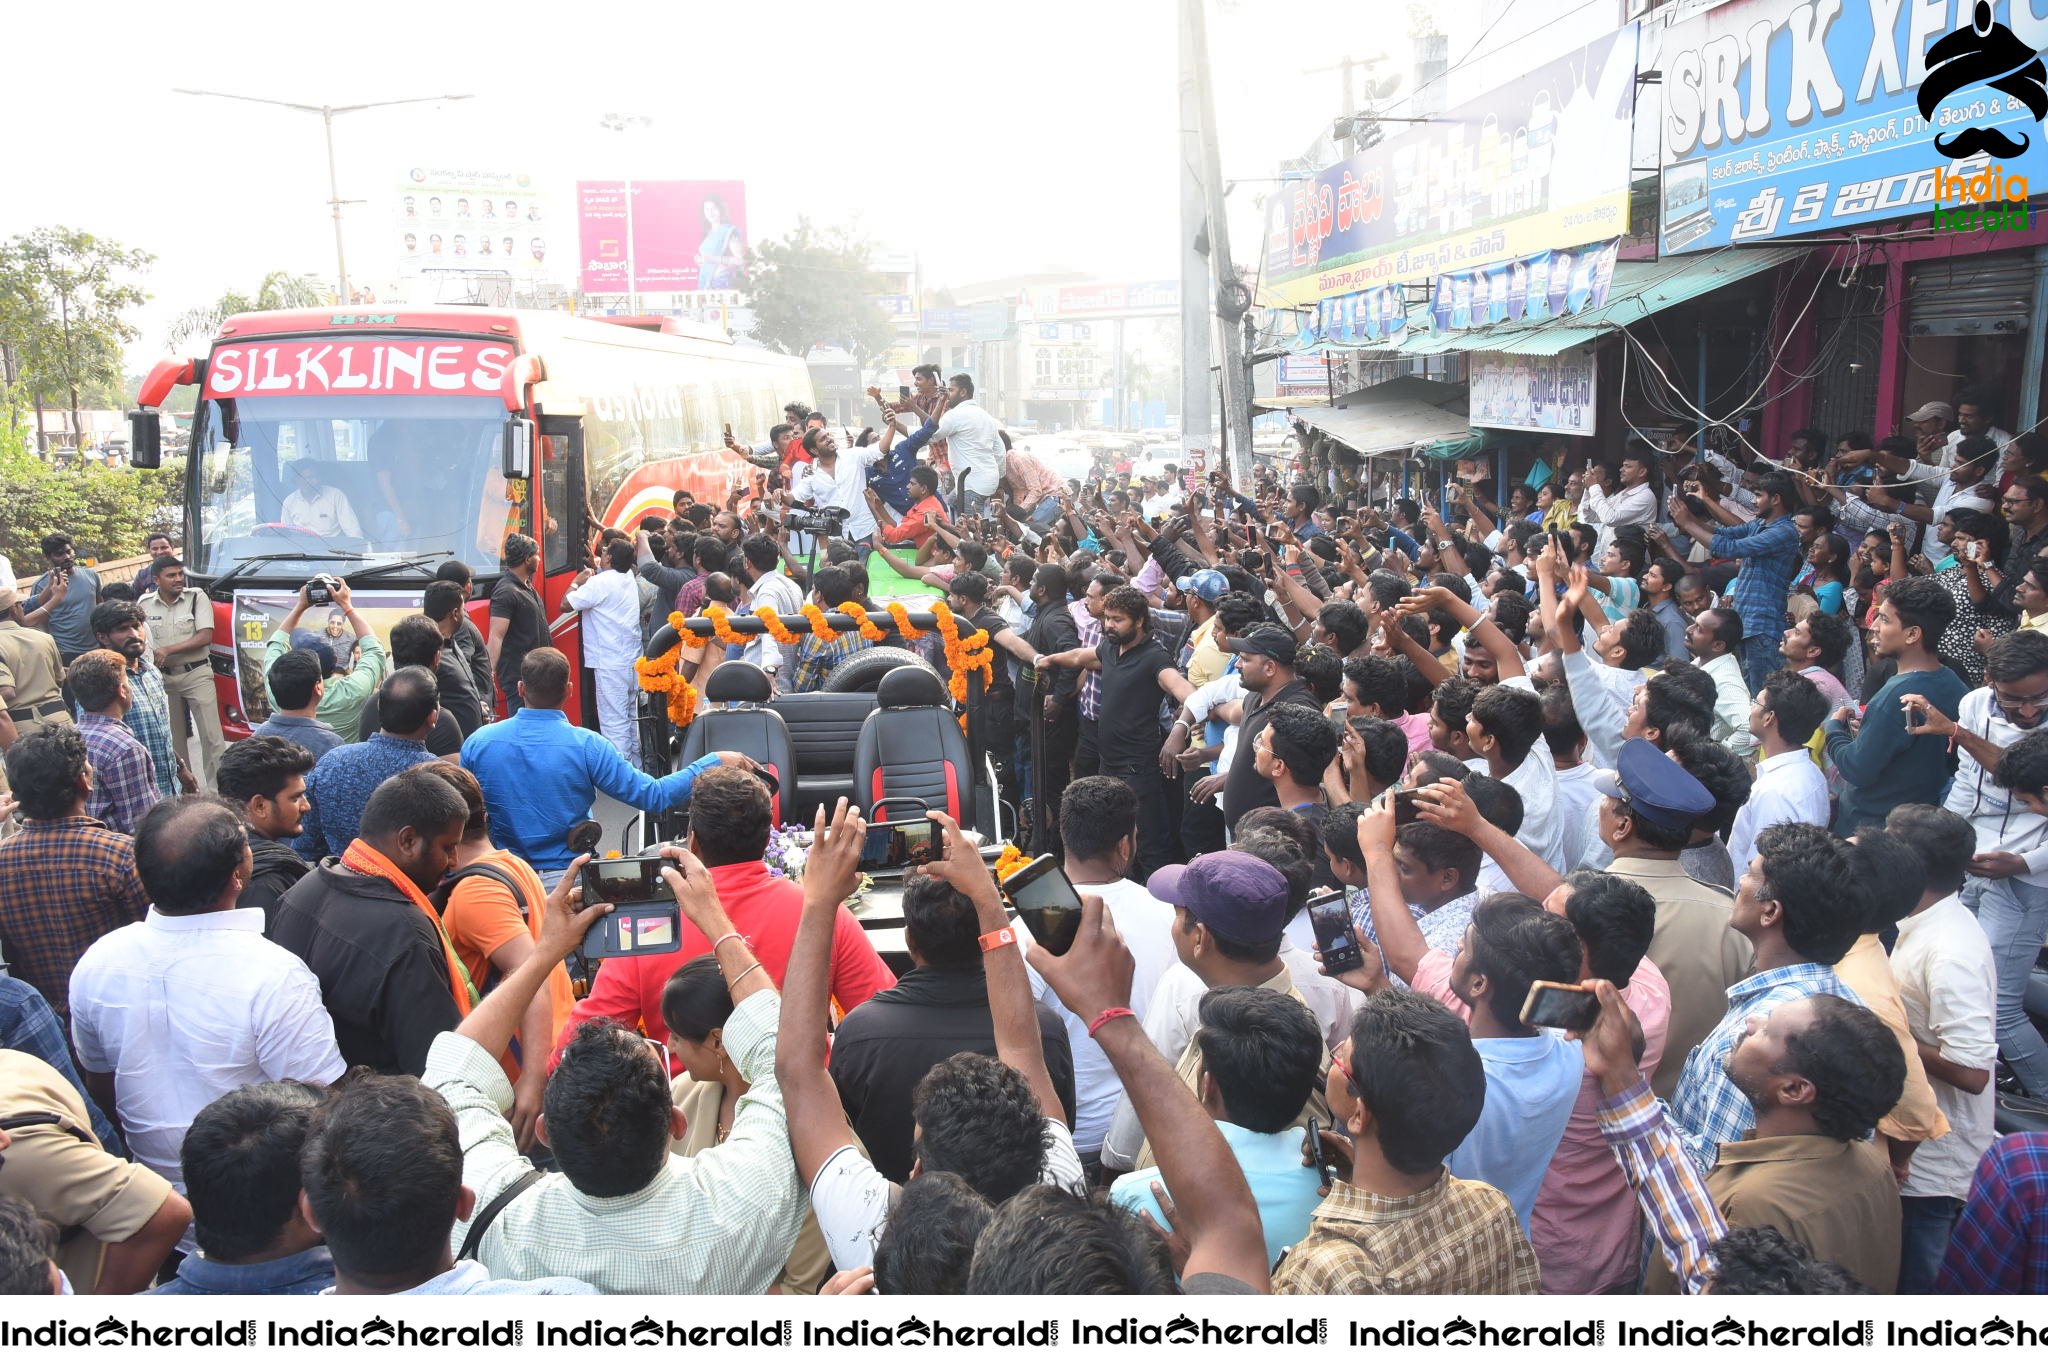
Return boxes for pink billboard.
[576,179,747,294]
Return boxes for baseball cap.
[1590,737,1714,829]
[1176,569,1228,603]
[1906,401,1954,424]
[1224,624,1299,667]
[1147,852,1291,941]
[288,630,340,677]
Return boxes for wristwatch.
[1436,539,1455,550]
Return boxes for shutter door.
[1907,254,2038,337]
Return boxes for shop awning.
[1392,246,1806,356]
[1290,376,1469,455]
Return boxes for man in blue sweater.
[1822,576,1966,835]
[459,648,753,879]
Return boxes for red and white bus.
[129,307,811,736]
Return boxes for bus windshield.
[189,394,527,579]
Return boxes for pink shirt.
[1394,710,1436,759]
[1410,949,1671,1294]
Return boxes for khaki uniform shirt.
[141,588,209,668]
[1607,856,1752,1097]
[0,1049,176,1291]
[0,620,67,716]
[1644,1130,1902,1295]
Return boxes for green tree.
[165,270,330,350]
[0,227,153,453]
[744,219,894,365]
[0,442,182,570]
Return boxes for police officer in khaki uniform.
[0,583,72,824]
[139,555,224,792]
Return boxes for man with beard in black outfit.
[1035,586,1193,879]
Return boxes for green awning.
[1393,246,1806,356]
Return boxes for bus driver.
[280,460,365,539]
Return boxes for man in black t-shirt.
[1015,564,1080,851]
[487,533,548,717]
[1034,585,1192,879]
[1219,625,1315,835]
[947,571,1017,807]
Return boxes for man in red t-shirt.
[869,465,948,551]
[554,770,894,1064]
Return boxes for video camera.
[786,505,850,537]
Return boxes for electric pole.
[1185,0,1254,484]
[1177,4,1213,467]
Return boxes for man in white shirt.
[1881,804,1999,1294]
[1464,682,1566,873]
[735,536,803,686]
[563,540,646,766]
[1946,394,2015,469]
[899,374,1003,517]
[1917,630,2048,1104]
[790,429,880,541]
[1017,777,1180,1159]
[1728,670,1830,874]
[1576,450,1657,556]
[67,798,346,1196]
[279,461,364,539]
[1685,606,1757,757]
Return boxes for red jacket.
[880,494,947,547]
[553,859,895,1067]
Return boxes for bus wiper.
[336,552,456,585]
[204,552,369,597]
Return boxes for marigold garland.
[635,601,998,734]
[993,844,1030,884]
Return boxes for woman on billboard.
[696,193,747,289]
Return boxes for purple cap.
[1147,851,1291,941]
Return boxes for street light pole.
[175,89,474,300]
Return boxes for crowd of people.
[1,381,2047,1298]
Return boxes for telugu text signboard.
[1656,0,2048,252]
[1468,350,1598,436]
[1259,24,1638,306]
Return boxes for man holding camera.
[261,579,384,744]
[790,429,877,543]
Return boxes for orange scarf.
[341,839,479,1016]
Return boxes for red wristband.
[978,927,1018,954]
[1087,1007,1135,1037]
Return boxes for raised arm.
[778,800,868,1184]
[1027,900,1271,1289]
[1399,583,1524,681]
[1354,799,1430,985]
[1418,777,1561,899]
[925,811,1065,1125]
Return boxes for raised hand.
[803,799,867,905]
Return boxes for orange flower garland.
[635,601,998,736]
[993,844,1030,884]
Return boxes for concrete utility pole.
[1176,4,1213,466]
[1185,0,1255,484]
[176,90,472,302]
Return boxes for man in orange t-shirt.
[423,762,574,1152]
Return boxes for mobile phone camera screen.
[585,857,666,905]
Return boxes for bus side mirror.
[128,411,162,469]
[503,416,534,481]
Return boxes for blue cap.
[1175,569,1229,603]
[1591,737,1714,829]
[288,630,339,677]
[1147,852,1291,941]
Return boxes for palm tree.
[164,271,330,349]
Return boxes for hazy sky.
[5,0,1501,362]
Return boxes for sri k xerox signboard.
[1658,0,2048,251]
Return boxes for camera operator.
[790,429,879,544]
[260,578,385,744]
